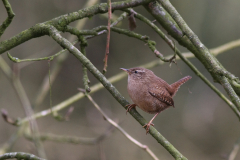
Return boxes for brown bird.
[121,67,191,134]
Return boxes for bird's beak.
[120,68,129,73]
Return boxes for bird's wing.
[148,86,174,107]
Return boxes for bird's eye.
[134,70,138,73]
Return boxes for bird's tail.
[170,76,192,97]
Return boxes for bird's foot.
[143,122,154,134]
[125,104,137,114]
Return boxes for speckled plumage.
[121,67,191,134]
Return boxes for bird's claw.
[143,122,154,134]
[125,104,136,115]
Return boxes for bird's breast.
[127,78,170,114]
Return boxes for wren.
[121,67,191,134]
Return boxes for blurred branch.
[32,0,98,107]
[0,152,45,160]
[181,39,240,58]
[0,133,18,155]
[1,109,18,125]
[0,126,23,155]
[33,0,99,107]
[210,39,240,56]
[103,0,112,73]
[0,0,15,37]
[16,34,240,158]
[47,60,66,121]
[0,58,46,157]
[99,142,106,160]
[24,126,114,145]
[7,51,58,63]
[85,94,159,160]
[228,137,240,160]
[11,67,46,158]
[0,56,12,78]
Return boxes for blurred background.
[0,0,240,159]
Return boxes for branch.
[0,131,19,155]
[1,109,18,125]
[17,12,128,109]
[0,0,15,37]
[0,0,154,54]
[79,36,91,92]
[228,137,240,160]
[33,0,100,107]
[12,68,47,158]
[0,55,46,157]
[123,9,240,118]
[13,32,240,157]
[17,38,240,124]
[0,152,45,160]
[44,24,187,160]
[103,0,112,73]
[24,127,114,145]
[85,94,159,160]
[145,0,240,110]
[92,25,175,62]
[210,39,240,56]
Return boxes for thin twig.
[228,137,240,160]
[34,0,100,108]
[0,126,23,155]
[210,39,240,56]
[79,36,91,92]
[103,0,112,73]
[0,56,46,157]
[24,126,115,145]
[85,94,159,160]
[92,25,175,62]
[46,24,187,160]
[7,51,60,63]
[12,67,47,158]
[0,0,15,37]
[1,109,18,125]
[220,77,240,111]
[33,11,126,108]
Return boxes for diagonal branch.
[0,0,155,54]
[85,94,159,160]
[122,9,240,118]
[0,152,45,160]
[17,38,240,124]
[45,24,187,160]
[103,0,112,73]
[0,0,15,37]
[157,0,240,111]
[144,0,240,111]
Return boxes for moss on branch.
[0,0,154,54]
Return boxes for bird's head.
[120,67,154,82]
